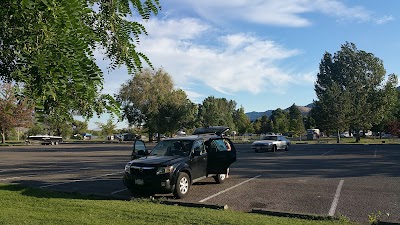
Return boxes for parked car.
[251,135,291,152]
[123,126,236,198]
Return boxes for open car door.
[206,138,236,175]
[131,140,148,160]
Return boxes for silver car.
[251,135,291,152]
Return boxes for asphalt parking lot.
[0,142,399,224]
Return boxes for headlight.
[125,162,132,174]
[156,166,174,175]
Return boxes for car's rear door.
[206,138,236,175]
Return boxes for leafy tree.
[371,80,399,138]
[200,96,236,130]
[0,0,160,122]
[233,106,252,134]
[43,110,73,137]
[304,115,316,129]
[288,104,305,137]
[257,115,271,134]
[27,122,46,136]
[252,119,262,134]
[96,118,117,139]
[313,42,398,142]
[270,108,289,134]
[0,83,34,143]
[118,68,194,141]
[73,120,89,135]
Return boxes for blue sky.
[88,0,399,130]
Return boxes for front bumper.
[251,145,273,151]
[123,172,175,194]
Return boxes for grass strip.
[0,184,355,225]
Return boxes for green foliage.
[72,120,88,135]
[200,96,237,129]
[118,68,195,139]
[0,82,34,143]
[0,0,160,122]
[313,42,398,142]
[288,104,305,136]
[27,122,46,136]
[271,108,289,134]
[95,117,117,137]
[234,106,252,134]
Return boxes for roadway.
[0,142,399,224]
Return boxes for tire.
[173,172,190,199]
[272,145,277,152]
[213,174,227,184]
[285,145,289,151]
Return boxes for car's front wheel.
[174,172,190,199]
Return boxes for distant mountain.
[246,104,313,121]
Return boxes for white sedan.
[251,135,291,152]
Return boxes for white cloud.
[168,0,394,27]
[135,18,303,98]
[374,15,395,25]
[143,18,211,39]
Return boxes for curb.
[161,200,228,210]
[251,208,338,221]
[378,221,400,225]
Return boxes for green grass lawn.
[0,184,355,225]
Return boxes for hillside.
[246,103,313,121]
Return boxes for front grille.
[130,166,156,177]
[253,143,268,146]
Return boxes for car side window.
[193,140,205,155]
[211,139,228,152]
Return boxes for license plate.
[135,179,144,185]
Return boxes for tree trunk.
[336,130,340,143]
[355,131,361,143]
[1,130,5,144]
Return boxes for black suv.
[122,126,236,198]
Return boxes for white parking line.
[0,176,23,181]
[322,149,335,156]
[199,175,261,203]
[328,179,344,216]
[40,171,123,188]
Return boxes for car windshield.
[149,140,194,157]
[263,136,277,141]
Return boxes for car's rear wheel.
[174,172,190,199]
[213,174,227,184]
[285,145,289,151]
